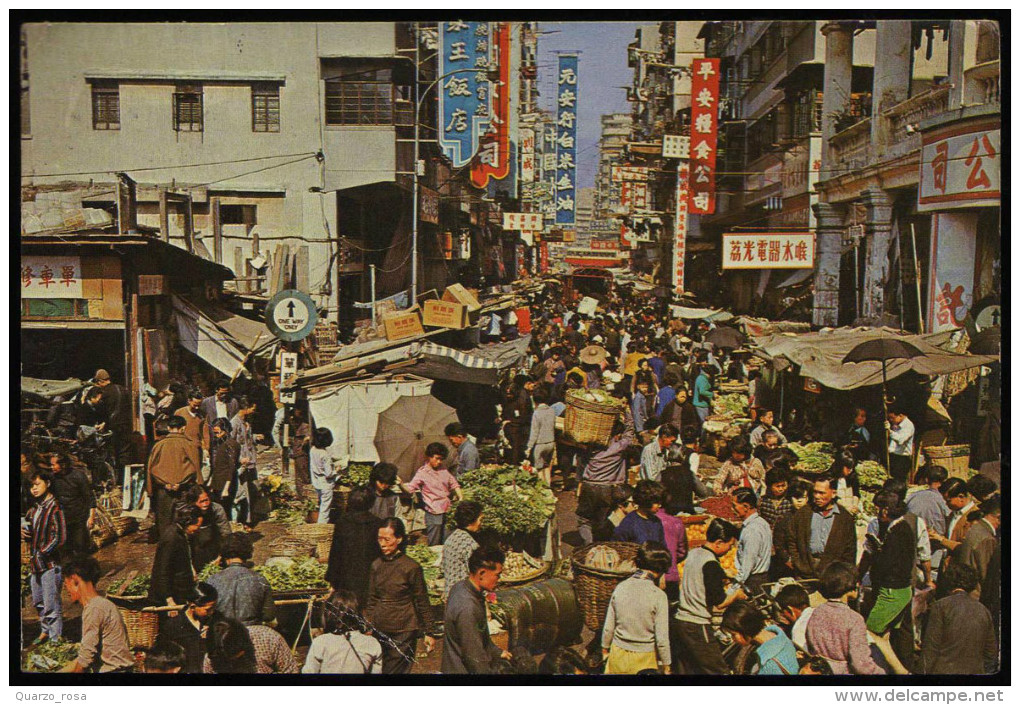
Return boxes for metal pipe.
[411,23,420,307]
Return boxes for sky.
[537,21,648,189]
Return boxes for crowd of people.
[20,285,1000,677]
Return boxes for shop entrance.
[20,328,126,384]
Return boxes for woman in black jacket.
[325,486,382,608]
[149,503,204,606]
[208,418,240,516]
[184,484,233,570]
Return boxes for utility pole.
[411,22,421,307]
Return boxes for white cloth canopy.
[172,294,276,378]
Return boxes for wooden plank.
[159,189,169,242]
[211,197,222,264]
[269,244,284,297]
[296,246,309,293]
[234,246,245,293]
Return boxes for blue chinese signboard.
[438,20,491,168]
[555,55,578,225]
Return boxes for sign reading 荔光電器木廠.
[721,233,815,269]
[265,289,318,342]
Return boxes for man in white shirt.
[775,583,813,654]
[731,488,772,595]
[639,424,679,483]
[886,405,915,484]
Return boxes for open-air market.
[17,17,1002,681]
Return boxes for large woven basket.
[316,538,332,563]
[289,522,335,543]
[112,516,139,537]
[117,606,159,649]
[563,392,622,445]
[921,444,971,479]
[570,542,640,631]
[267,536,315,558]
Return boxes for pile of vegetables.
[107,573,151,597]
[787,442,836,474]
[501,551,546,581]
[198,561,222,582]
[453,465,557,536]
[261,474,315,526]
[406,544,443,605]
[857,460,887,488]
[336,463,372,488]
[698,495,740,522]
[712,393,749,419]
[23,640,79,672]
[566,388,624,407]
[254,557,329,592]
[269,499,317,527]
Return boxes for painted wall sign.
[918,122,1000,212]
[21,256,83,298]
[721,232,815,269]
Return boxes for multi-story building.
[20,22,506,331]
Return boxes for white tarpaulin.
[172,295,276,379]
[669,304,734,322]
[307,376,433,465]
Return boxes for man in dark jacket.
[442,546,511,674]
[206,534,275,627]
[149,504,204,606]
[326,487,382,609]
[783,477,857,580]
[146,416,200,539]
[93,369,133,466]
[920,563,998,674]
[49,453,96,556]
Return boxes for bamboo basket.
[570,542,640,631]
[266,536,315,558]
[563,391,622,445]
[21,542,31,566]
[289,522,335,543]
[89,506,118,548]
[112,516,139,537]
[921,444,971,479]
[316,538,332,563]
[117,606,159,649]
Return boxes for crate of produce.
[563,389,624,445]
[570,542,640,631]
[921,444,971,480]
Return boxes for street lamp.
[410,66,488,306]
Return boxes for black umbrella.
[843,337,925,470]
[703,325,745,350]
[969,327,1000,356]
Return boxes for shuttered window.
[252,83,281,132]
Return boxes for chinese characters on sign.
[611,165,651,182]
[21,256,83,298]
[419,186,440,224]
[539,242,549,274]
[662,134,690,159]
[503,213,544,232]
[555,54,579,226]
[721,232,814,269]
[439,21,491,168]
[470,23,511,188]
[688,58,720,215]
[918,124,1000,211]
[673,162,689,293]
[520,128,536,183]
[621,181,649,210]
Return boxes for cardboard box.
[382,310,425,341]
[441,283,481,312]
[422,300,469,329]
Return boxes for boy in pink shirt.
[404,442,463,545]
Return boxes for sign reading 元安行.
[555,54,579,226]
[721,232,815,269]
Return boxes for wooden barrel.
[493,578,582,654]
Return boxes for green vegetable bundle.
[336,463,372,488]
[253,557,329,592]
[712,393,749,418]
[787,442,836,474]
[107,573,151,597]
[857,460,887,488]
[197,561,223,582]
[406,544,437,568]
[24,640,79,672]
[406,545,443,605]
[567,388,623,407]
[453,465,557,536]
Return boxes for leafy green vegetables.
[453,465,557,535]
[857,460,887,488]
[197,561,222,582]
[107,573,151,597]
[336,463,372,488]
[405,544,443,605]
[253,557,329,592]
[712,393,749,418]
[24,640,80,672]
[787,442,836,474]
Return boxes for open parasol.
[843,337,925,470]
[374,395,459,481]
[704,325,745,350]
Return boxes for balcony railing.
[884,84,951,146]
[828,118,872,177]
[964,59,1000,106]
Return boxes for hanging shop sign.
[721,232,814,270]
[555,54,579,226]
[662,134,690,159]
[611,165,650,182]
[520,127,536,183]
[673,161,690,293]
[503,213,544,232]
[621,181,649,210]
[539,242,549,273]
[419,185,440,225]
[279,351,298,404]
[438,20,491,168]
[21,255,83,299]
[688,58,720,215]
[918,122,1000,212]
[470,22,512,188]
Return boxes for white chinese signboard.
[721,232,814,269]
[503,213,544,231]
[673,162,690,292]
[611,165,651,182]
[662,134,690,159]
[918,122,1000,212]
[520,127,536,183]
[21,256,83,298]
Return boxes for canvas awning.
[669,304,735,323]
[21,376,87,401]
[172,294,277,379]
[750,326,998,390]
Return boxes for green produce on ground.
[406,544,443,605]
[567,388,624,407]
[253,557,329,592]
[712,393,749,419]
[336,463,372,488]
[857,460,887,487]
[787,442,835,474]
[452,465,556,536]
[197,561,223,582]
[23,640,80,672]
[107,573,151,597]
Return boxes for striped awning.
[418,341,498,370]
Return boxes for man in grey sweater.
[601,541,673,674]
[442,546,512,674]
[526,390,557,484]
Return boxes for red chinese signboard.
[688,58,720,215]
[539,242,549,273]
[470,23,511,189]
[721,232,814,269]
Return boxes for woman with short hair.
[303,590,383,674]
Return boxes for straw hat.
[579,345,609,365]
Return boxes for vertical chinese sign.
[470,23,512,188]
[688,58,720,214]
[555,54,579,226]
[539,242,549,274]
[673,162,690,293]
[520,128,535,183]
[439,21,491,168]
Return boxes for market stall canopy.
[172,294,277,379]
[750,326,999,390]
[21,377,87,401]
[307,374,433,465]
[669,304,734,323]
[704,325,746,350]
[375,394,460,480]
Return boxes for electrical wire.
[22,152,321,179]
